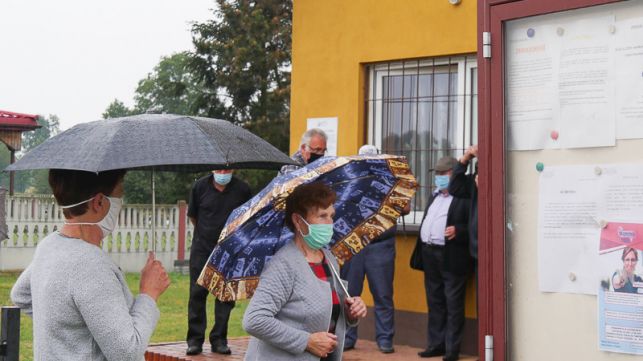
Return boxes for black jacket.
[417,191,471,275]
[449,161,478,259]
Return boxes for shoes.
[211,342,232,355]
[343,343,355,351]
[418,346,445,358]
[377,343,395,353]
[185,345,202,355]
[443,354,459,361]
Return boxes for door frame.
[476,1,622,360]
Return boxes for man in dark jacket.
[449,145,478,261]
[417,156,471,361]
[186,169,252,355]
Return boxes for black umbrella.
[5,114,296,172]
[5,114,297,250]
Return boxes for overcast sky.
[1,0,214,130]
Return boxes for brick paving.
[145,337,477,361]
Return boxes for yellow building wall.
[291,0,478,316]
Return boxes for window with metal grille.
[366,55,477,225]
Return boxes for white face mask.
[60,195,123,239]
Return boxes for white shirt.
[420,191,453,246]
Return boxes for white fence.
[0,195,193,272]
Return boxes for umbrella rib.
[190,118,230,166]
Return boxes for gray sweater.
[10,232,160,361]
[243,241,357,361]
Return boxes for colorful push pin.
[594,166,602,176]
[550,130,559,141]
[569,272,577,282]
[536,162,544,172]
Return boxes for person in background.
[417,156,471,361]
[280,128,328,175]
[243,182,367,361]
[186,169,252,355]
[449,145,478,263]
[341,144,409,354]
[612,247,642,294]
[11,169,170,361]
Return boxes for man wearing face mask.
[186,169,252,355]
[279,128,328,175]
[416,156,471,361]
[11,169,170,361]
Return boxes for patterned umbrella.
[197,154,418,301]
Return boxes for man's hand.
[445,226,456,241]
[345,296,368,320]
[140,252,170,301]
[306,332,337,358]
[460,145,478,164]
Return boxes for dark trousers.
[340,237,396,347]
[187,252,235,347]
[422,244,468,355]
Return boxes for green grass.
[0,271,248,361]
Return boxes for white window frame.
[366,55,478,225]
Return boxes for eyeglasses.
[624,258,638,263]
[307,146,327,155]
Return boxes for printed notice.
[614,17,643,139]
[539,164,643,295]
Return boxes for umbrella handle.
[326,258,351,298]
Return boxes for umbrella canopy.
[5,114,296,172]
[197,154,418,301]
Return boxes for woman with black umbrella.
[11,169,170,361]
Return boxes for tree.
[190,0,292,191]
[102,99,136,119]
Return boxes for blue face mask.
[214,173,232,185]
[434,175,450,191]
[298,215,334,250]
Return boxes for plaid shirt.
[279,150,306,175]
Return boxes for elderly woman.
[612,247,643,294]
[11,169,170,361]
[243,182,368,360]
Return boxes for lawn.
[0,271,248,361]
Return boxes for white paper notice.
[539,164,643,295]
[506,13,616,150]
[506,23,559,150]
[538,165,601,294]
[307,117,338,156]
[557,16,615,149]
[614,17,643,139]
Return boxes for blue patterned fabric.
[197,155,417,301]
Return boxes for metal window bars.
[366,55,478,225]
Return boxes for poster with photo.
[598,228,643,355]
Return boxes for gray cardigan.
[243,241,357,361]
[10,232,160,361]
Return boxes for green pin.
[536,162,544,172]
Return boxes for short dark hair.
[284,182,336,231]
[49,169,127,218]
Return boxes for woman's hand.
[140,252,170,301]
[345,296,367,320]
[306,332,337,358]
[613,273,625,289]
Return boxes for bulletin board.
[504,1,643,359]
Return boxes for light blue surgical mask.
[434,175,450,191]
[298,215,334,250]
[213,173,233,185]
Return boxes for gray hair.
[300,128,328,147]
